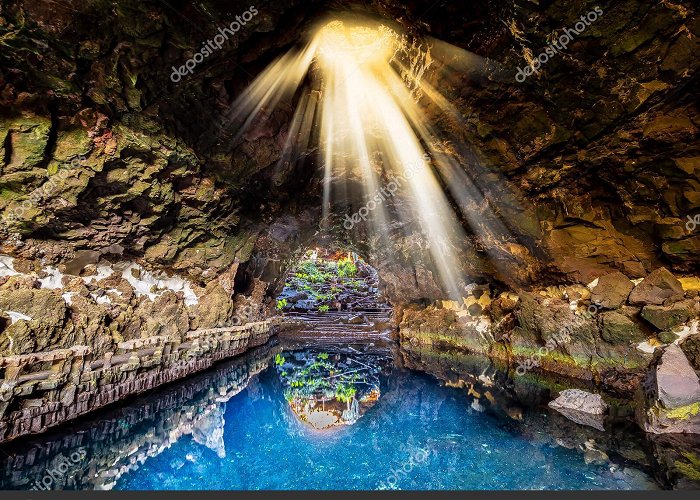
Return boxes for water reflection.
[0,338,697,489]
[0,342,276,490]
[275,348,390,429]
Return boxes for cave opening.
[275,247,393,343]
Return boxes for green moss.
[663,402,700,420]
[510,344,591,368]
[53,128,93,162]
[674,452,700,481]
[0,188,20,201]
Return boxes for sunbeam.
[219,15,530,299]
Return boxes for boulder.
[628,268,684,306]
[655,344,700,409]
[553,406,607,432]
[640,300,697,331]
[591,272,634,309]
[638,344,700,434]
[680,334,700,371]
[347,314,369,325]
[600,310,648,344]
[549,389,609,414]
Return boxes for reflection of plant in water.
[275,349,384,429]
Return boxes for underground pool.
[0,337,679,491]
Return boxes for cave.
[0,0,700,491]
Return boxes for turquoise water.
[0,343,666,490]
[115,348,654,490]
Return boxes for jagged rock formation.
[638,343,700,434]
[0,319,276,443]
[398,268,699,396]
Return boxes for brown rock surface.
[591,272,635,309]
[629,268,685,306]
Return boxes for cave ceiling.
[0,0,698,299]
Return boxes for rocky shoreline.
[0,341,277,490]
[399,342,700,489]
[0,319,277,444]
[396,267,700,435]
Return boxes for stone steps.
[281,310,394,341]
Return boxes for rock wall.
[0,342,277,490]
[398,267,700,397]
[0,254,268,358]
[0,319,278,443]
[2,0,698,304]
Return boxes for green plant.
[337,257,357,277]
[318,352,329,360]
[275,353,286,366]
[298,260,319,275]
[335,382,357,403]
[315,292,333,302]
[318,305,329,312]
[276,298,287,310]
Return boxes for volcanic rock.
[591,272,634,309]
[549,389,609,415]
[640,300,698,331]
[654,344,700,410]
[628,268,685,306]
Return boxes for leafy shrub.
[335,383,357,403]
[276,298,287,310]
[318,305,329,312]
[337,257,357,277]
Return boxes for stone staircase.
[281,309,394,342]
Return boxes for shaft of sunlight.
[218,16,529,298]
